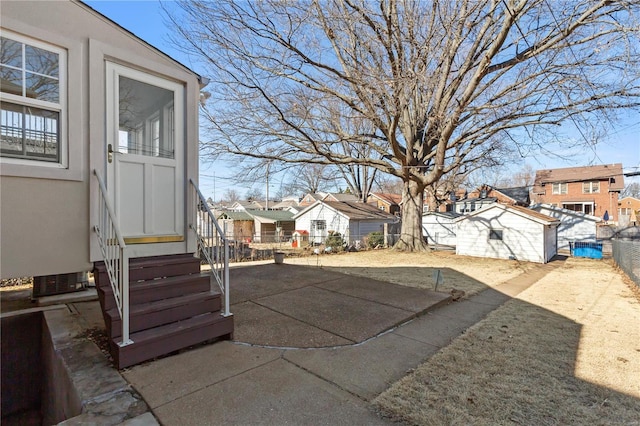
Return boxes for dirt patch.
[373,257,640,425]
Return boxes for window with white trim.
[582,181,600,194]
[1,34,65,164]
[552,183,568,195]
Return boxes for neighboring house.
[531,204,601,252]
[618,196,640,226]
[531,164,624,223]
[293,200,397,245]
[0,2,232,369]
[453,185,530,214]
[368,192,402,215]
[299,192,360,207]
[230,200,266,211]
[218,211,255,242]
[299,192,327,207]
[454,196,498,214]
[465,185,530,206]
[422,212,461,246]
[424,188,467,212]
[455,204,560,264]
[218,209,295,242]
[271,197,300,211]
[248,210,295,243]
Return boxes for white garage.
[455,204,560,264]
[422,212,460,247]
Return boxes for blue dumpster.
[569,241,603,259]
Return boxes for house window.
[563,203,594,215]
[582,181,600,194]
[489,229,503,240]
[312,220,326,231]
[0,34,65,163]
[552,183,568,195]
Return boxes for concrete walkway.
[119,259,564,425]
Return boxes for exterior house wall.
[1,1,200,278]
[532,165,624,223]
[618,197,640,225]
[456,207,555,263]
[422,214,457,246]
[532,180,619,222]
[294,204,350,244]
[531,204,599,251]
[348,220,386,241]
[294,202,394,245]
[466,188,515,205]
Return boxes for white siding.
[295,205,393,245]
[544,224,558,262]
[532,206,597,251]
[422,214,457,246]
[456,208,547,263]
[357,221,386,239]
[1,1,201,278]
[294,204,349,243]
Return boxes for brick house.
[453,185,530,213]
[368,192,402,215]
[618,196,640,225]
[531,164,624,223]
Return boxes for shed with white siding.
[422,212,460,246]
[454,204,560,264]
[530,204,601,252]
[293,200,397,245]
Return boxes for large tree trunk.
[394,179,429,252]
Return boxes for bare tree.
[221,188,241,205]
[245,187,265,201]
[622,182,640,198]
[170,0,640,251]
[285,163,336,195]
[374,174,404,195]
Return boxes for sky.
[85,0,640,199]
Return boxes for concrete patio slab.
[254,286,415,343]
[122,341,281,409]
[151,358,388,426]
[229,263,344,304]
[284,332,439,400]
[231,301,352,347]
[316,275,451,312]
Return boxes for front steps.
[94,253,233,369]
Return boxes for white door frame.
[105,62,186,255]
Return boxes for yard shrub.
[367,231,384,248]
[324,231,345,251]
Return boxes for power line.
[501,0,606,163]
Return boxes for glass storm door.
[106,63,184,243]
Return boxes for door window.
[118,77,174,159]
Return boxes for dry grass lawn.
[286,249,536,296]
[372,256,640,425]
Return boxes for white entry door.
[106,63,184,244]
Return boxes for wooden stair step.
[107,291,222,339]
[112,313,234,369]
[98,273,211,311]
[94,253,202,285]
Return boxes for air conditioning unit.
[32,272,87,298]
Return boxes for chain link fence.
[612,239,640,287]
